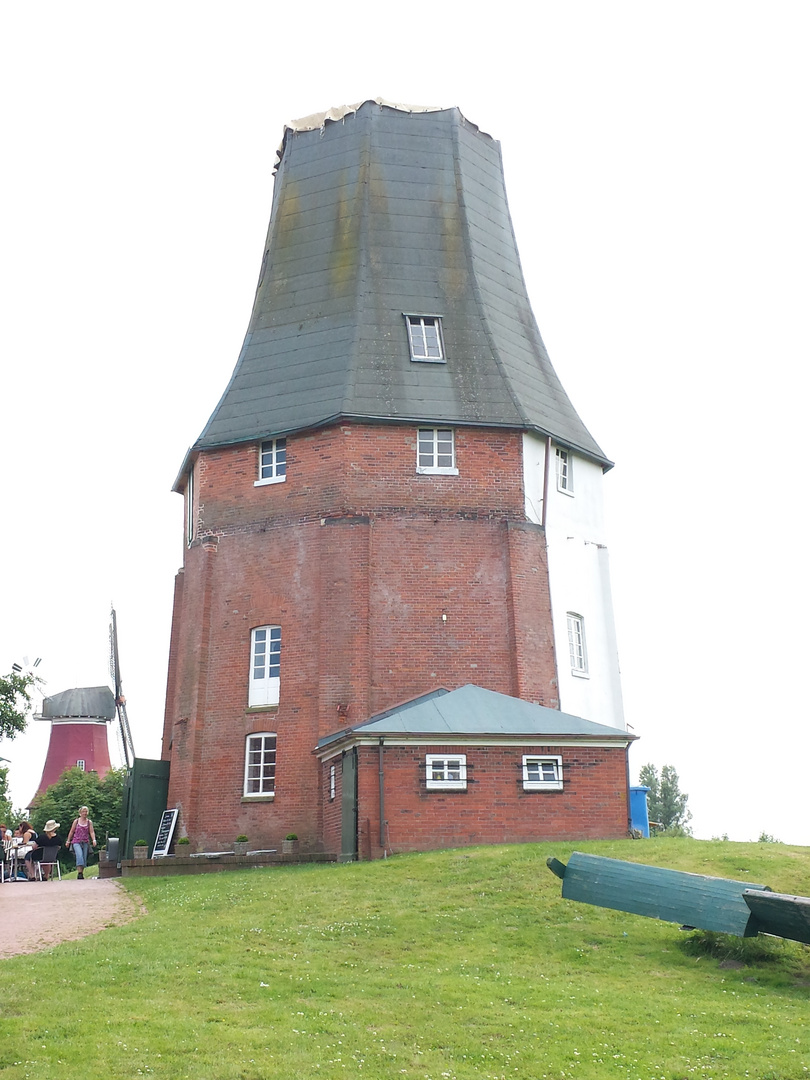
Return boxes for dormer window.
[255,438,287,486]
[405,315,445,362]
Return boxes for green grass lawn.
[3,838,809,1079]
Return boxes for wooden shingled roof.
[187,102,610,471]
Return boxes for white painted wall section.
[522,432,625,730]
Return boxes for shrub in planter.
[234,835,249,855]
[282,833,299,855]
[133,839,149,859]
[176,837,190,854]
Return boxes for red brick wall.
[192,424,526,531]
[162,422,574,853]
[322,757,342,855]
[354,742,629,857]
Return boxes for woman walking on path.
[66,807,96,879]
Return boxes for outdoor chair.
[35,845,62,881]
[1,839,12,883]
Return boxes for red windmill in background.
[29,608,135,805]
[31,685,115,803]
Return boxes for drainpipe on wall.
[541,435,552,529]
[378,739,386,853]
[625,746,633,836]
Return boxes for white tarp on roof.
[275,98,487,168]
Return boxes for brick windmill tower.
[162,101,630,859]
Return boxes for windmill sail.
[109,607,135,767]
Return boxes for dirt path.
[0,879,143,958]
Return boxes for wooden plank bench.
[743,890,810,944]
[548,852,771,936]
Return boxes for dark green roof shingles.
[194,103,610,467]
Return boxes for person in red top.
[66,806,97,880]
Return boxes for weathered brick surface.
[162,421,627,855]
[319,742,628,858]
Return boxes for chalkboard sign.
[152,808,179,858]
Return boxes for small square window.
[522,755,563,791]
[417,428,458,475]
[255,438,287,486]
[425,753,467,790]
[405,315,445,362]
[76,759,86,772]
[556,447,573,494]
[244,733,276,796]
[566,613,588,676]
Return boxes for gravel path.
[0,878,143,957]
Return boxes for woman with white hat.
[27,819,63,880]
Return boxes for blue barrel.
[629,786,651,837]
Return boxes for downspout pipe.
[378,738,386,853]
[541,435,552,529]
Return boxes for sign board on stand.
[152,809,179,858]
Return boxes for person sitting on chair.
[0,823,11,881]
[14,822,36,880]
[27,820,63,881]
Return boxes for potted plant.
[176,836,191,854]
[234,835,249,855]
[282,833,299,855]
[133,839,149,860]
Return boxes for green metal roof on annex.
[317,684,633,751]
[190,100,611,472]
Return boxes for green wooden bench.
[742,889,810,945]
[548,852,771,937]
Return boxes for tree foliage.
[0,765,15,828]
[31,766,125,863]
[638,763,692,832]
[0,671,38,740]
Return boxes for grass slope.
[3,839,809,1079]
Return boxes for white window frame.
[76,759,86,772]
[417,428,458,475]
[249,625,281,707]
[555,446,573,495]
[244,732,276,797]
[329,764,336,801]
[255,438,287,487]
[425,753,467,790]
[566,613,588,677]
[405,314,445,362]
[522,755,563,791]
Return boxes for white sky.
[1,2,808,843]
